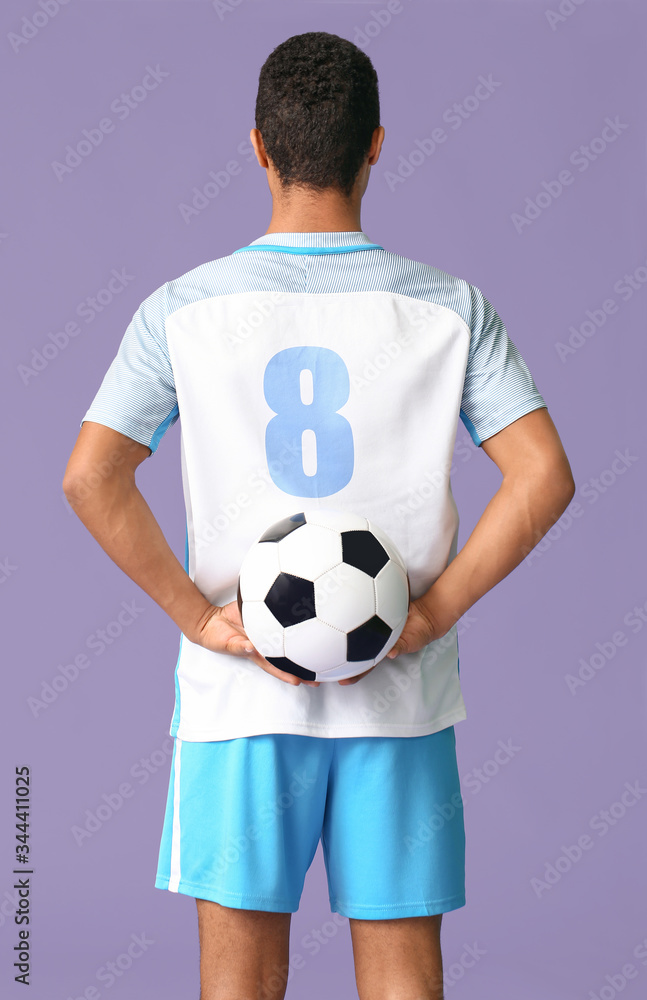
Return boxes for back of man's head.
[255,32,380,198]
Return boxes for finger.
[223,633,320,686]
[222,634,257,657]
[338,667,372,685]
[387,628,411,658]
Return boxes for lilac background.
[1,1,645,997]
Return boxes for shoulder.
[373,248,478,330]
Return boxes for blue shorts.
[154,727,465,919]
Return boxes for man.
[63,31,575,1000]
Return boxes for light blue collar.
[233,231,383,255]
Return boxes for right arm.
[62,420,320,688]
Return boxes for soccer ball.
[237,508,410,682]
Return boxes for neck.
[263,190,363,234]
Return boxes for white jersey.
[81,230,546,741]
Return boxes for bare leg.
[195,898,292,1000]
[349,914,444,1000]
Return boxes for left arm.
[387,407,576,657]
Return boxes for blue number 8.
[263,346,354,497]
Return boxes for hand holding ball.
[237,508,410,682]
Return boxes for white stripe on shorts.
[168,738,182,891]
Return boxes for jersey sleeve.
[81,282,178,453]
[459,283,547,446]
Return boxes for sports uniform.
[81,229,547,916]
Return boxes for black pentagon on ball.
[265,573,316,628]
[341,530,389,578]
[266,656,317,682]
[259,512,306,543]
[347,615,392,661]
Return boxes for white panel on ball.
[305,508,368,532]
[315,563,375,632]
[366,520,407,573]
[241,600,285,660]
[284,618,347,672]
[278,523,343,580]
[238,542,281,602]
[374,561,410,629]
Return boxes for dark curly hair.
[255,32,380,198]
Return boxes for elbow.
[62,468,87,506]
[554,460,576,505]
[62,458,97,506]
[538,463,576,516]
[63,457,135,507]
[562,474,576,504]
[507,458,576,516]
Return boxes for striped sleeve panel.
[81,281,178,453]
[459,283,547,446]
